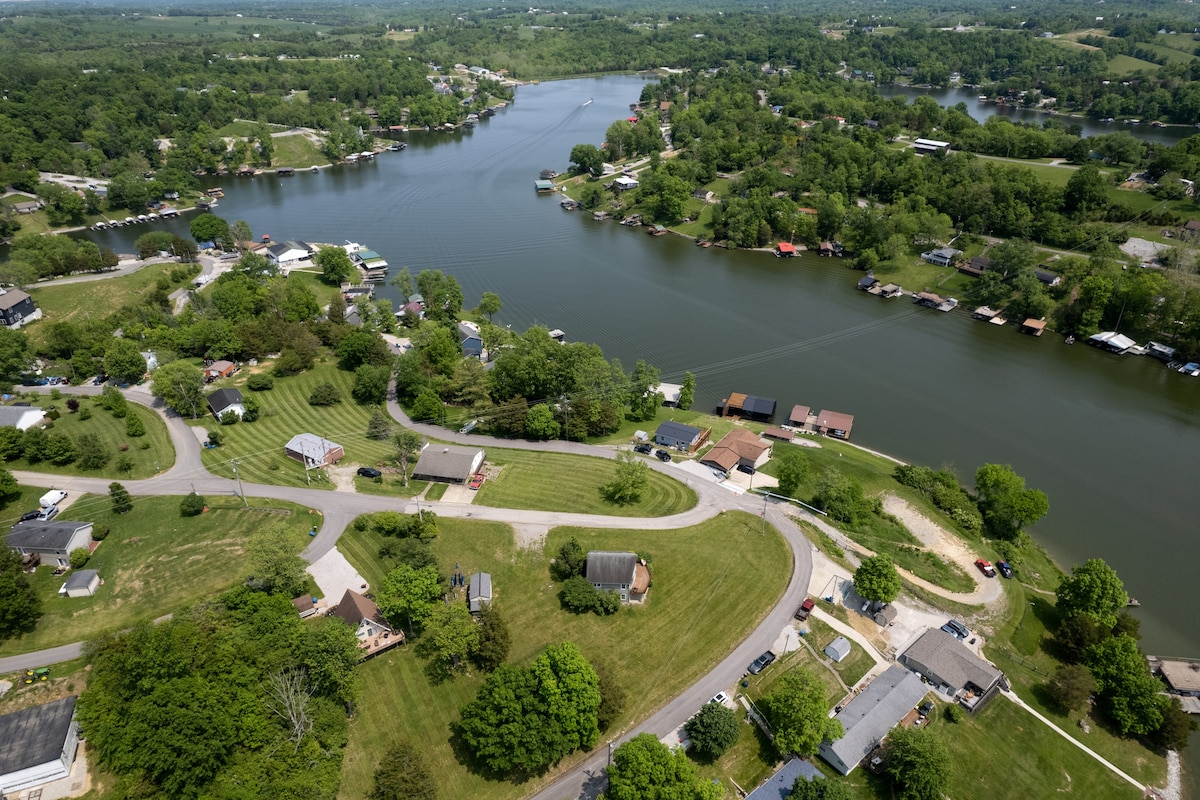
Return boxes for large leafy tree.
[853,555,901,604]
[973,463,1049,541]
[315,246,354,285]
[0,548,42,642]
[603,450,649,504]
[884,727,953,800]
[151,360,206,418]
[415,603,480,679]
[684,702,740,761]
[103,338,147,385]
[1084,634,1166,736]
[473,602,511,671]
[605,733,723,800]
[456,642,600,776]
[392,429,424,487]
[1055,558,1128,630]
[775,452,810,498]
[189,213,231,247]
[369,742,436,800]
[764,668,843,756]
[375,564,442,634]
[246,521,307,597]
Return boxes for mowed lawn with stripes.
[336,511,791,800]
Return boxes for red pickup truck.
[795,598,815,621]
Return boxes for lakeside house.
[331,589,403,657]
[899,629,1005,712]
[818,666,928,775]
[717,392,776,422]
[654,420,706,452]
[700,428,771,474]
[0,289,42,330]
[919,247,960,267]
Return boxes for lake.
[78,73,1200,784]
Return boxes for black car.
[655,449,672,462]
[93,374,108,385]
[357,467,382,479]
[748,651,776,675]
[633,443,652,454]
[736,464,755,475]
[18,509,41,522]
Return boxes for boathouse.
[717,392,776,422]
[913,138,951,155]
[1020,318,1047,336]
[775,242,797,257]
[814,410,854,440]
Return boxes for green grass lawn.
[1106,54,1164,76]
[0,495,317,656]
[270,134,327,168]
[194,363,399,488]
[865,255,974,297]
[0,395,174,480]
[214,121,289,138]
[472,447,697,517]
[803,617,876,687]
[337,511,792,800]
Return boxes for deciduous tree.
[315,246,354,284]
[884,727,953,800]
[416,603,480,679]
[974,463,1049,541]
[151,360,206,418]
[775,452,810,498]
[392,429,424,487]
[0,549,41,642]
[246,521,307,597]
[603,450,649,505]
[1046,663,1097,714]
[853,555,901,604]
[685,702,740,761]
[369,742,436,800]
[473,602,511,672]
[765,668,843,756]
[1055,558,1128,630]
[376,564,442,634]
[604,733,723,800]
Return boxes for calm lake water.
[79,74,1199,786]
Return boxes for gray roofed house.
[818,666,928,775]
[0,696,80,795]
[411,444,485,484]
[920,247,961,267]
[586,551,650,602]
[207,387,245,418]
[467,572,492,613]
[0,405,46,431]
[459,321,484,359]
[62,569,100,598]
[899,629,1004,711]
[743,758,822,800]
[0,289,42,329]
[654,420,704,451]
[6,521,93,568]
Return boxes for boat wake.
[582,98,593,107]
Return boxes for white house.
[0,406,46,431]
[0,697,80,795]
[265,240,315,267]
[613,175,639,191]
[206,387,245,419]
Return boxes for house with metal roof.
[467,572,493,613]
[0,696,80,795]
[284,433,345,468]
[207,387,245,419]
[411,444,484,484]
[265,240,315,266]
[585,551,650,602]
[818,666,928,775]
[6,521,93,568]
[717,392,777,421]
[0,289,42,330]
[654,420,705,451]
[899,629,1005,711]
[0,406,46,431]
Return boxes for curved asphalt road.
[0,384,813,800]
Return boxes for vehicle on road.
[356,467,382,479]
[795,598,815,621]
[633,443,652,454]
[996,560,1014,579]
[974,558,996,578]
[709,691,729,706]
[469,472,485,490]
[747,651,776,674]
[655,449,672,462]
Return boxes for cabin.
[818,666,928,775]
[284,433,344,467]
[717,392,776,422]
[332,589,403,657]
[775,242,797,257]
[913,138,951,155]
[411,444,485,484]
[0,290,42,330]
[920,247,960,267]
[700,428,771,474]
[899,629,1005,712]
[0,697,81,795]
[585,551,650,603]
[654,420,706,452]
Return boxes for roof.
[858,275,880,288]
[63,569,98,591]
[1021,318,1047,331]
[914,138,950,148]
[284,433,343,463]
[0,406,44,427]
[1089,331,1137,352]
[788,404,811,425]
[901,629,1003,692]
[815,409,854,435]
[656,420,702,443]
[744,758,822,800]
[585,551,637,585]
[6,521,91,551]
[1160,660,1200,693]
[655,382,682,404]
[0,696,77,777]
[702,428,770,471]
[825,636,852,660]
[969,256,992,270]
[742,395,777,417]
[763,427,793,441]
[631,562,650,594]
[776,242,796,254]
[468,572,493,612]
[1035,269,1061,284]
[534,180,555,190]
[821,666,927,772]
[412,445,482,482]
[207,387,243,414]
[0,290,34,312]
[1186,220,1200,231]
[206,360,235,373]
[332,589,389,630]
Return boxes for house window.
[621,584,627,590]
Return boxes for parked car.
[633,443,652,454]
[736,464,755,475]
[709,691,729,706]
[974,558,996,578]
[748,651,776,674]
[941,619,969,640]
[795,597,815,621]
[996,560,1014,579]
[655,449,672,462]
[918,700,934,718]
[36,506,58,521]
[18,509,41,522]
[469,472,485,490]
[356,467,382,479]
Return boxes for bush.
[241,396,260,422]
[91,524,109,541]
[207,429,222,447]
[79,407,92,420]
[66,398,80,413]
[180,492,206,517]
[308,382,342,406]
[944,703,966,723]
[45,409,61,421]
[246,373,274,391]
[69,548,90,569]
[559,576,620,616]
[125,413,145,437]
[219,410,239,425]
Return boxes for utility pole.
[231,459,247,506]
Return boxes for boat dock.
[1147,656,1200,714]
[913,291,958,312]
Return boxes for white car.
[710,691,729,706]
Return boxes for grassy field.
[0,394,174,480]
[0,495,317,656]
[193,363,398,488]
[866,255,975,297]
[139,14,333,36]
[270,134,328,168]
[803,617,876,687]
[214,121,289,138]
[1106,54,1164,76]
[337,512,792,800]
[473,447,697,517]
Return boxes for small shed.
[204,360,237,381]
[61,569,99,598]
[467,572,493,613]
[825,636,852,663]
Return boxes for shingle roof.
[820,666,927,773]
[655,420,701,443]
[585,551,637,586]
[284,433,342,463]
[701,428,769,471]
[0,290,34,312]
[0,696,77,776]
[63,569,98,591]
[207,387,243,415]
[6,521,91,551]
[412,445,481,482]
[0,406,43,428]
[900,629,1003,692]
[332,589,389,630]
[815,410,854,435]
[468,572,492,612]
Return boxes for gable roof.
[701,428,770,471]
[332,589,389,630]
[0,290,34,312]
[412,445,482,482]
[0,406,44,428]
[468,572,492,612]
[64,569,99,591]
[655,420,702,443]
[0,696,77,777]
[742,395,777,417]
[744,758,823,800]
[788,404,811,425]
[585,551,637,585]
[820,666,927,773]
[815,409,854,435]
[284,433,343,463]
[901,629,1003,692]
[6,521,91,551]
[207,387,243,414]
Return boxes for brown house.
[331,589,403,657]
[700,428,771,473]
[203,360,237,381]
